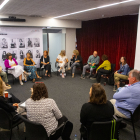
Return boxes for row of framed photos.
[0,38,40,49]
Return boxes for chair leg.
[10,128,12,140]
[17,125,19,130]
[131,120,137,140]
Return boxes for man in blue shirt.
[81,51,100,79]
[110,69,140,119]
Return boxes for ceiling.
[0,0,140,21]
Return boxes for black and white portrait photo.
[26,49,33,58]
[35,50,40,58]
[33,38,40,47]
[2,51,7,61]
[10,39,16,48]
[1,38,8,49]
[10,50,17,60]
[19,50,25,60]
[26,38,33,48]
[18,38,25,48]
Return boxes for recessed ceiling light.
[53,0,135,19]
[0,0,9,10]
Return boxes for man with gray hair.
[110,69,140,120]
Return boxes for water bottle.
[74,134,78,140]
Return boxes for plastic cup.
[4,92,8,98]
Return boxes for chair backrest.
[89,118,122,140]
[111,63,116,73]
[133,104,140,123]
[0,108,12,129]
[19,115,49,140]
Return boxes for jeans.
[71,62,80,74]
[82,64,96,76]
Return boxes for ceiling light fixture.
[53,0,135,18]
[0,0,9,10]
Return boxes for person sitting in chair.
[80,83,114,140]
[24,53,41,83]
[25,83,73,140]
[81,51,100,79]
[113,57,130,91]
[110,70,140,119]
[91,55,111,83]
[68,50,82,78]
[56,50,68,78]
[40,50,51,77]
[4,53,31,85]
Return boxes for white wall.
[134,6,140,70]
[0,15,81,28]
[65,29,76,68]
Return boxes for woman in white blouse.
[56,50,68,78]
[4,53,31,85]
[25,83,73,140]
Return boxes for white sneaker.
[20,81,23,85]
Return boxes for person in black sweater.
[40,50,51,77]
[69,50,82,78]
[80,83,114,140]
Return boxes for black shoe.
[119,122,127,129]
[80,76,85,79]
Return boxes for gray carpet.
[0,71,140,140]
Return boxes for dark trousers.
[50,116,73,140]
[96,69,111,82]
[44,64,51,75]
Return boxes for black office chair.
[55,62,68,76]
[102,63,116,85]
[80,117,122,140]
[5,68,15,84]
[0,108,23,140]
[118,104,140,140]
[19,115,68,140]
[70,61,83,76]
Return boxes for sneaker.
[20,81,23,85]
[80,76,85,79]
[90,77,96,80]
[113,85,117,91]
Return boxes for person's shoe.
[72,74,74,78]
[90,77,96,80]
[62,74,65,78]
[119,122,127,129]
[20,81,23,85]
[80,76,85,79]
[86,75,91,78]
[113,85,117,91]
[6,83,11,87]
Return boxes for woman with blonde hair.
[56,50,68,78]
[69,50,82,78]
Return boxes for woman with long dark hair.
[113,57,130,91]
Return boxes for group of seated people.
[0,69,140,139]
[1,49,130,92]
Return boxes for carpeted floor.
[0,71,140,140]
